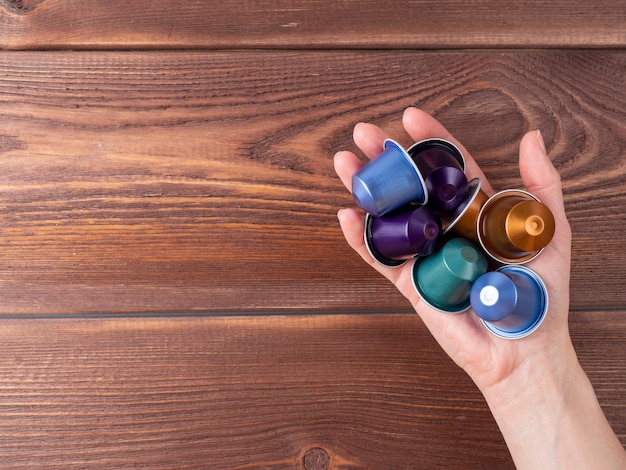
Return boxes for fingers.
[334,123,392,193]
[335,208,368,256]
[336,207,404,285]
[334,108,492,280]
[333,151,362,193]
[333,149,404,283]
[519,131,566,220]
[353,122,390,159]
[342,108,495,196]
[402,108,495,195]
[402,107,457,143]
[518,130,572,334]
[519,130,572,254]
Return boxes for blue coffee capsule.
[352,139,428,216]
[470,265,548,339]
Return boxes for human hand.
[333,107,574,394]
[335,108,626,468]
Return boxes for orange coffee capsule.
[477,189,555,264]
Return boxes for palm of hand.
[334,108,572,392]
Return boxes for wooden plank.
[1,0,625,50]
[0,311,623,468]
[1,51,625,314]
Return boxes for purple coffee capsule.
[470,265,548,339]
[352,139,428,216]
[407,138,468,212]
[365,205,441,268]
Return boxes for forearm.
[481,340,626,469]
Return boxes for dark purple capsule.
[408,138,468,212]
[365,205,441,268]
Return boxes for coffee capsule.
[352,139,427,216]
[470,265,548,339]
[408,138,468,212]
[365,206,441,268]
[477,189,555,264]
[411,238,488,313]
[441,178,488,241]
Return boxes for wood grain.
[1,0,625,50]
[0,312,623,468]
[1,50,625,314]
[1,1,624,468]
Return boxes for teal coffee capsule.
[411,238,488,314]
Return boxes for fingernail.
[536,129,547,154]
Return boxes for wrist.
[480,337,626,469]
[480,335,579,413]
[482,339,579,468]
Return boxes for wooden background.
[1,1,625,468]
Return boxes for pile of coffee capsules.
[352,138,555,339]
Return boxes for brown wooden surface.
[0,0,625,50]
[1,51,625,314]
[0,0,625,468]
[0,312,624,468]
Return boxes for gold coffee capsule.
[477,189,555,264]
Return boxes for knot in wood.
[2,0,44,14]
[303,447,330,470]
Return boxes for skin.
[334,108,626,469]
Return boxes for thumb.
[519,130,567,224]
